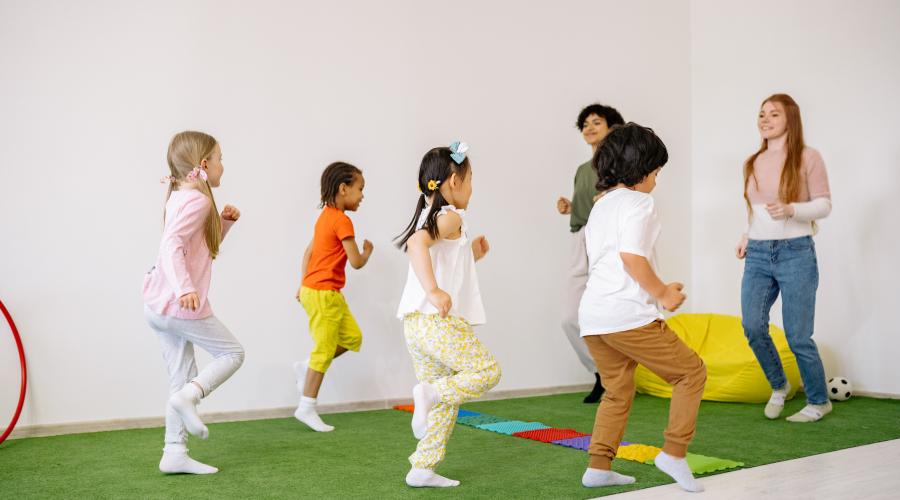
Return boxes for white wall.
[0,0,693,427]
[690,0,900,394]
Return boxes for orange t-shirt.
[302,206,355,291]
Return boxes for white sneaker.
[764,382,791,419]
[786,401,832,422]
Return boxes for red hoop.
[0,299,26,445]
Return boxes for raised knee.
[671,359,706,390]
[230,348,245,368]
[486,363,501,388]
[694,360,708,386]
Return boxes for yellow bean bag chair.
[634,314,801,403]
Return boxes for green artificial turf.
[3,393,899,499]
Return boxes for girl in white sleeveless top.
[394,142,501,489]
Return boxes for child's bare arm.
[301,241,313,277]
[407,210,463,317]
[620,252,685,311]
[472,235,490,262]
[342,237,374,269]
[408,231,439,292]
[408,230,450,317]
[297,241,313,300]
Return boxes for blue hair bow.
[449,141,469,165]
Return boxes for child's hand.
[472,235,490,261]
[427,288,452,318]
[765,202,794,220]
[179,292,200,311]
[659,282,686,312]
[362,239,374,256]
[557,197,572,215]
[222,205,241,221]
[735,235,748,259]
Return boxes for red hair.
[743,93,806,212]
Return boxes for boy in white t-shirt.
[578,123,707,493]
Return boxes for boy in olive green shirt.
[556,103,624,403]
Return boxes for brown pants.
[583,320,706,470]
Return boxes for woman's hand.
[179,292,200,311]
[222,205,241,221]
[427,288,452,318]
[735,234,748,259]
[557,197,572,215]
[765,202,794,220]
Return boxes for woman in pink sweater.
[142,131,245,474]
[736,94,833,423]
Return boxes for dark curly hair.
[394,147,470,251]
[320,161,362,208]
[576,103,625,131]
[593,123,668,192]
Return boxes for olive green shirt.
[569,160,599,232]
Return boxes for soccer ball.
[827,377,853,401]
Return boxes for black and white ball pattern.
[827,377,852,401]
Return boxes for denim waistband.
[747,235,813,247]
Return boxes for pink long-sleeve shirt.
[142,189,233,319]
[746,147,831,205]
[745,146,832,239]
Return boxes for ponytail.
[394,146,470,251]
[394,194,428,251]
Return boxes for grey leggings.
[144,306,245,444]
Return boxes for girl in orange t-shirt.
[293,162,373,432]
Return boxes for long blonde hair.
[165,131,223,258]
[743,93,806,213]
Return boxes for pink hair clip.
[186,167,208,183]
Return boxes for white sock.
[294,396,334,432]
[654,451,704,493]
[405,468,459,488]
[765,381,791,419]
[581,468,636,487]
[159,445,217,474]
[786,400,832,423]
[168,383,208,440]
[411,382,439,440]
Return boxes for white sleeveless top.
[396,205,486,325]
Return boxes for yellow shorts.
[299,286,362,373]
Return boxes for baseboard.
[856,390,900,400]
[8,383,593,440]
[11,384,898,440]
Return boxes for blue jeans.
[740,236,828,405]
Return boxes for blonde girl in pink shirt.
[142,131,245,474]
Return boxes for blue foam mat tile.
[475,421,549,435]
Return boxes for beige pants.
[563,227,596,373]
[583,320,706,470]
